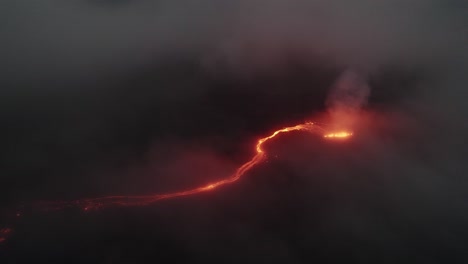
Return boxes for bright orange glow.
[323,131,353,139]
[33,121,352,212]
[0,120,355,243]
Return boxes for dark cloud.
[1,0,468,263]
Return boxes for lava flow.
[0,121,353,243]
[34,121,354,212]
[324,131,353,138]
[46,123,351,211]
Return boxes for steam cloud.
[326,69,370,130]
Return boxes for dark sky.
[1,0,468,263]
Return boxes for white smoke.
[326,69,370,130]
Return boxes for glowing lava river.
[37,121,351,211]
[0,121,352,243]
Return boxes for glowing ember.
[323,131,353,138]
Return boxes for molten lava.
[38,121,323,211]
[323,131,353,138]
[38,122,352,211]
[12,122,353,213]
[0,120,354,244]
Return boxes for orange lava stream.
[38,122,323,211]
[0,121,353,243]
[32,122,355,213]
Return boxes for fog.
[1,0,467,263]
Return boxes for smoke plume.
[326,69,370,130]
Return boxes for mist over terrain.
[1,0,467,263]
